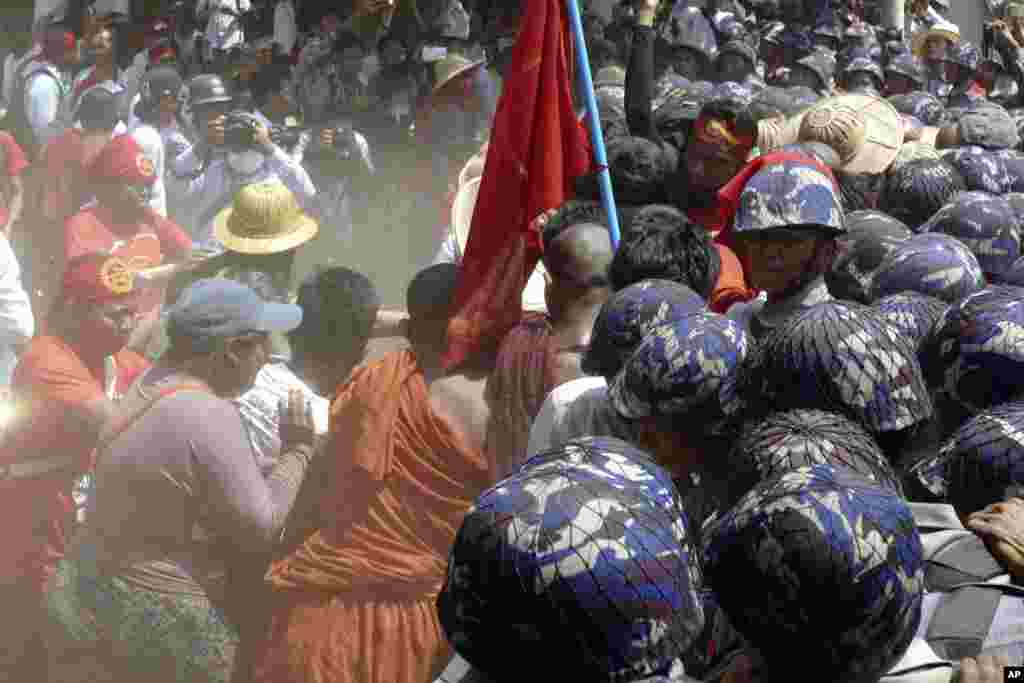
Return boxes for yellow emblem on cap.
[100,257,134,295]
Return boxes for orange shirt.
[708,243,755,314]
[0,336,148,591]
[64,205,191,313]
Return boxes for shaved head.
[407,263,460,321]
[543,222,614,288]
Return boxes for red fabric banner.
[442,0,592,370]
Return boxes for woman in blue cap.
[43,278,318,683]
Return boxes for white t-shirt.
[235,360,330,476]
[527,377,636,459]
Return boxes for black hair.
[406,263,460,321]
[289,267,380,360]
[541,200,607,250]
[77,88,121,131]
[609,206,721,298]
[748,86,795,122]
[882,158,966,230]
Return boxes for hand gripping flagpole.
[566,0,622,249]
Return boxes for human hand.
[958,654,1010,683]
[279,389,316,451]
[253,123,274,150]
[207,114,226,147]
[319,127,335,148]
[967,498,1024,579]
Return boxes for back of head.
[77,87,121,131]
[438,437,704,682]
[407,263,460,323]
[542,222,614,293]
[610,206,721,297]
[290,267,380,360]
[882,158,965,230]
[704,464,924,683]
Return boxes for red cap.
[146,18,171,36]
[62,253,138,304]
[42,29,75,62]
[88,134,157,186]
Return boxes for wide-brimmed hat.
[911,20,960,59]
[433,54,485,95]
[797,94,903,174]
[214,182,319,255]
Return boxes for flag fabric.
[442,0,592,370]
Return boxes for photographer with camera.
[169,73,315,250]
[985,4,1024,108]
[303,120,374,254]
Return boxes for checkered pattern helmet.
[583,280,707,380]
[909,402,1024,515]
[945,42,980,73]
[1003,156,1024,193]
[438,436,704,681]
[881,158,965,232]
[944,146,1014,195]
[1001,256,1024,287]
[887,91,945,126]
[726,409,903,508]
[659,4,717,58]
[921,191,1022,280]
[711,81,755,105]
[610,313,749,435]
[703,464,924,683]
[733,160,845,237]
[869,233,986,304]
[828,232,911,304]
[884,53,924,87]
[748,301,933,434]
[920,285,1024,415]
[873,292,949,351]
[842,55,884,86]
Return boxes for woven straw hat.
[450,176,548,312]
[433,55,486,95]
[797,94,903,174]
[214,182,319,255]
[911,20,960,59]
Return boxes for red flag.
[442,0,592,370]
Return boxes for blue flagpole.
[565,0,622,249]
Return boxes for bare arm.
[4,175,23,237]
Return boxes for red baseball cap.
[88,134,158,186]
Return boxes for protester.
[0,253,149,681]
[254,264,491,683]
[42,277,314,683]
[65,133,195,353]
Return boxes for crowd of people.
[2,0,1024,681]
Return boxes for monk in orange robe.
[253,264,491,683]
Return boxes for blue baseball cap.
[167,278,302,351]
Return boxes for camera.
[270,125,303,149]
[223,111,259,147]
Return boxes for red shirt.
[65,205,192,312]
[0,131,28,228]
[0,336,148,591]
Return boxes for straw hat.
[797,94,903,174]
[450,176,548,312]
[214,182,319,255]
[911,20,960,59]
[433,55,486,95]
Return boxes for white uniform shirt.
[0,236,34,385]
[128,123,168,217]
[170,142,316,248]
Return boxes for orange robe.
[254,349,489,683]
